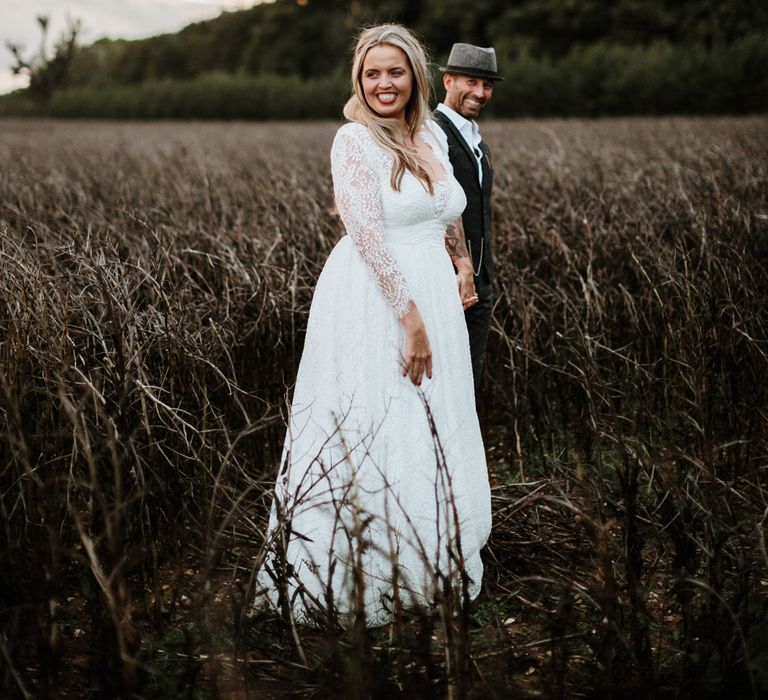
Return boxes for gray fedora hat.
[439,43,503,81]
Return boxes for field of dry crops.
[1,117,767,698]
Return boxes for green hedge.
[490,34,768,116]
[48,71,348,120]
[1,35,765,119]
[0,91,43,117]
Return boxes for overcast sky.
[0,0,267,94]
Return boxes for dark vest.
[433,109,494,284]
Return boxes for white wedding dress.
[255,121,491,626]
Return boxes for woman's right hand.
[401,305,432,386]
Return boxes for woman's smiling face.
[360,44,413,121]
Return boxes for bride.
[255,24,491,626]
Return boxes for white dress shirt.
[436,102,483,185]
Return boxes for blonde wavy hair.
[343,24,436,193]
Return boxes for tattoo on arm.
[445,218,470,263]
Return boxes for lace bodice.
[330,122,466,318]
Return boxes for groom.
[434,43,502,391]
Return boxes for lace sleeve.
[331,125,414,319]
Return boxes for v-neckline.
[414,127,448,186]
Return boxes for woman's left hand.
[456,264,478,309]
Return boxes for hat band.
[442,64,499,79]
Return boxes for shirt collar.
[436,103,480,143]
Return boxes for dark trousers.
[465,277,493,392]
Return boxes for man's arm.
[445,217,471,269]
[445,217,478,309]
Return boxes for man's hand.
[456,264,478,309]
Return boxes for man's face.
[443,73,494,119]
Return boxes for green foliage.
[489,0,768,55]
[39,33,768,119]
[489,34,768,117]
[50,71,348,120]
[5,0,768,118]
[142,625,208,699]
[239,2,350,78]
[0,90,42,116]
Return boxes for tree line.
[2,0,767,118]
